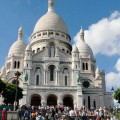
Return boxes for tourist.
[1,108,6,120]
[31,110,36,120]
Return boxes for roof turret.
[48,0,54,12]
[80,26,84,41]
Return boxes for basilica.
[0,0,113,109]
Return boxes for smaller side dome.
[26,44,32,51]
[76,27,94,59]
[72,44,79,52]
[8,27,27,56]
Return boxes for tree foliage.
[114,88,120,103]
[0,79,23,105]
[0,79,6,93]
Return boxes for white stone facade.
[0,0,113,109]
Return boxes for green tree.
[0,79,6,93]
[2,83,23,105]
[114,88,120,103]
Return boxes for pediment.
[95,75,102,80]
[59,49,71,59]
[32,50,45,61]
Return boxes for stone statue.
[24,70,28,82]
[76,71,81,83]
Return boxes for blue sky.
[0,0,120,104]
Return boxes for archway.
[31,94,41,106]
[63,95,73,109]
[47,94,57,106]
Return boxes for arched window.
[49,65,55,81]
[82,63,85,70]
[76,65,77,69]
[14,61,17,68]
[35,67,41,85]
[37,48,40,52]
[33,50,35,54]
[65,76,67,86]
[17,61,20,68]
[93,100,96,109]
[86,63,88,70]
[36,75,39,85]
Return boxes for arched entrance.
[47,94,57,106]
[31,94,41,106]
[63,95,73,108]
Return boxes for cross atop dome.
[48,0,54,12]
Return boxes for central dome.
[33,0,69,35]
[33,11,69,35]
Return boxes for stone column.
[44,70,46,85]
[77,83,83,108]
[57,96,63,106]
[41,96,47,106]
[55,70,58,85]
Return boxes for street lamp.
[111,87,114,92]
[14,71,21,111]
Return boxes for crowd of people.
[16,105,117,120]
[0,104,118,120]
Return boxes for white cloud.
[74,11,120,56]
[106,72,120,91]
[105,58,120,92]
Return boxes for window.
[37,33,41,37]
[76,65,77,69]
[49,65,55,81]
[66,36,68,40]
[37,48,40,52]
[17,61,20,68]
[36,75,39,85]
[93,100,96,109]
[49,32,54,35]
[86,63,88,70]
[14,61,17,68]
[43,32,47,35]
[82,63,88,70]
[82,63,85,70]
[65,76,67,86]
[33,50,35,54]
[56,33,60,36]
[35,67,41,85]
[61,34,65,37]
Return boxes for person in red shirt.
[1,108,6,120]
